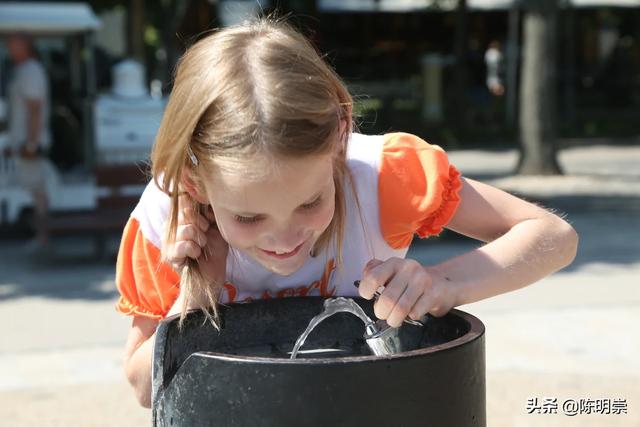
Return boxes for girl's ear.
[181,169,209,204]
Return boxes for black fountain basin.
[152,296,485,427]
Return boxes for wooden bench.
[48,164,150,258]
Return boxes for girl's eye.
[235,215,262,224]
[234,196,321,224]
[301,196,322,210]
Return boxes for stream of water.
[289,297,377,359]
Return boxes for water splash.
[289,298,377,359]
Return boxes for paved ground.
[0,143,638,426]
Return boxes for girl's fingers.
[176,224,207,248]
[358,258,397,300]
[372,270,411,321]
[363,258,384,273]
[169,240,202,269]
[408,293,434,321]
[180,204,210,232]
[385,283,424,327]
[177,192,210,229]
[359,257,438,325]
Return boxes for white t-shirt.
[8,58,51,149]
[115,132,463,319]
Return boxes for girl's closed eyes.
[234,214,262,224]
[234,194,324,225]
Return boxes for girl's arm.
[123,316,158,408]
[359,177,578,327]
[432,177,579,307]
[123,293,188,408]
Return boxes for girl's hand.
[357,258,456,328]
[163,197,228,287]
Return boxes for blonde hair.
[151,17,357,328]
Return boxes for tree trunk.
[129,0,146,62]
[517,0,562,175]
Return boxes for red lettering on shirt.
[223,259,337,303]
[223,283,237,302]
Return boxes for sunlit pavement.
[1,143,638,426]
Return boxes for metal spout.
[365,322,379,336]
[364,319,404,356]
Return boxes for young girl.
[116,18,578,408]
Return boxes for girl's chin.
[265,264,303,276]
[253,255,307,276]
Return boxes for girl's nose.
[266,224,306,251]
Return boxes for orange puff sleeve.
[378,132,463,249]
[115,217,181,319]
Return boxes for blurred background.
[0,1,638,426]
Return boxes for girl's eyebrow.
[234,190,323,216]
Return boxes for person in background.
[484,40,505,97]
[3,33,52,251]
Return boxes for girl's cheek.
[309,200,335,231]
[223,226,257,248]
[214,216,257,248]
